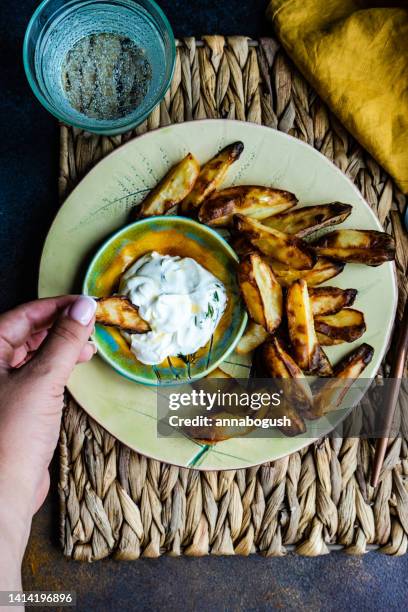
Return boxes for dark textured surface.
[24,494,408,611]
[1,0,408,609]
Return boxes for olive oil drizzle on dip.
[119,251,227,365]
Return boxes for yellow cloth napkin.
[266,0,408,193]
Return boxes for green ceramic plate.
[83,215,247,385]
[38,120,397,469]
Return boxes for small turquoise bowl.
[23,0,175,135]
[83,216,247,385]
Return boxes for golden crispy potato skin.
[286,279,320,371]
[238,253,283,333]
[236,321,269,355]
[269,258,345,287]
[314,308,366,342]
[262,338,310,433]
[316,332,344,346]
[199,185,297,226]
[311,343,374,418]
[263,337,304,378]
[235,214,316,270]
[230,235,256,259]
[332,342,374,375]
[286,279,332,376]
[96,297,150,332]
[314,346,334,377]
[139,153,200,217]
[181,141,243,213]
[309,287,357,316]
[262,202,352,237]
[313,229,395,266]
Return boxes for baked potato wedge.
[189,403,271,444]
[263,338,313,407]
[313,229,395,266]
[139,153,200,217]
[286,279,332,375]
[262,339,309,433]
[262,336,305,379]
[262,202,352,237]
[314,308,366,342]
[238,253,283,333]
[186,369,271,443]
[311,343,374,418]
[181,141,243,213]
[309,287,357,316]
[199,185,297,226]
[230,235,256,258]
[269,402,307,437]
[269,258,345,288]
[96,297,150,333]
[316,332,344,346]
[235,214,315,270]
[314,346,334,377]
[236,321,270,355]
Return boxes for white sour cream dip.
[119,251,227,365]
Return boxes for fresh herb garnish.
[177,353,190,365]
[213,291,219,302]
[206,303,214,318]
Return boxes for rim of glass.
[23,0,176,135]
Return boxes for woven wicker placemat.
[58,36,408,559]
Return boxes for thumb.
[31,296,97,385]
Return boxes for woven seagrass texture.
[59,36,408,559]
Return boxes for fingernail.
[68,296,97,326]
[88,340,98,354]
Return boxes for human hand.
[0,295,96,588]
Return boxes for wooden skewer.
[371,300,408,487]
